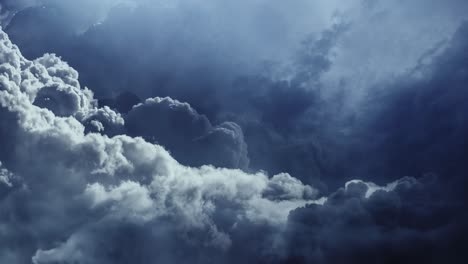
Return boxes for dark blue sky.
[0,0,468,263]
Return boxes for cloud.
[0,0,38,26]
[1,2,468,263]
[0,28,319,263]
[9,0,468,190]
[5,24,464,263]
[2,0,468,185]
[125,96,249,169]
[282,175,468,264]
[0,161,19,199]
[0,0,134,30]
[334,20,468,185]
[2,0,355,97]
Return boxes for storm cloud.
[1,0,468,263]
[4,0,468,189]
[0,28,319,263]
[125,96,249,169]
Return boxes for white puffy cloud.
[0,27,319,263]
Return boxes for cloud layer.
[0,28,319,263]
[4,0,468,190]
[1,24,467,263]
[125,97,249,169]
[1,0,468,263]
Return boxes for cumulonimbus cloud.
[0,28,321,263]
[2,24,465,263]
[5,0,468,191]
[2,0,468,262]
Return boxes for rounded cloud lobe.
[126,97,249,169]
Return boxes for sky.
[0,0,467,263]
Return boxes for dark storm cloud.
[1,1,351,179]
[2,24,467,262]
[1,0,468,263]
[337,20,468,186]
[282,175,468,264]
[270,20,468,264]
[7,0,468,189]
[0,29,319,263]
[125,97,249,169]
[216,23,348,188]
[3,0,347,91]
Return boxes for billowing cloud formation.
[126,97,249,169]
[0,28,318,263]
[5,0,468,190]
[2,26,467,263]
[2,0,468,263]
[283,175,468,264]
